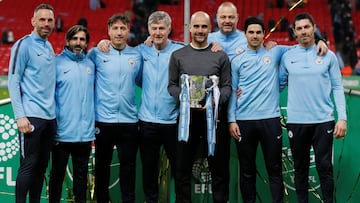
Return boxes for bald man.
[207,3,247,201]
[168,11,231,203]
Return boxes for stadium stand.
[351,2,360,59]
[0,0,340,75]
[158,0,335,48]
[0,0,131,75]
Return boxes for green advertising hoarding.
[0,99,18,200]
[0,99,146,202]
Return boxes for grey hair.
[148,11,172,29]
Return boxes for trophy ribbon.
[178,74,220,156]
[178,74,190,142]
[206,75,220,156]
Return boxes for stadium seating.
[0,0,336,75]
[158,0,335,49]
[352,7,360,58]
[0,0,131,74]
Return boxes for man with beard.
[7,4,57,203]
[49,25,95,203]
[168,11,231,203]
[228,17,292,203]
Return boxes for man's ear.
[31,17,35,27]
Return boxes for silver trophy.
[182,75,214,108]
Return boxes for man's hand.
[144,36,153,47]
[264,40,277,50]
[316,40,328,56]
[17,117,32,134]
[97,39,111,53]
[229,122,241,141]
[334,120,347,139]
[211,42,223,52]
[200,96,215,110]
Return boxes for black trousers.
[287,121,335,203]
[175,109,230,203]
[49,141,92,203]
[209,106,230,203]
[139,120,177,203]
[16,117,56,203]
[94,122,139,203]
[235,118,284,203]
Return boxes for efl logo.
[192,158,212,194]
[0,113,19,162]
[0,113,18,187]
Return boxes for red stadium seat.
[0,0,336,74]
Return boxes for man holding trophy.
[168,11,231,203]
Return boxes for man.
[208,3,278,201]
[88,14,142,203]
[206,3,246,201]
[168,11,231,203]
[203,3,279,201]
[49,25,95,203]
[7,4,57,203]
[228,17,291,203]
[136,11,184,203]
[279,13,347,203]
[208,2,247,60]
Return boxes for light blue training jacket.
[208,29,247,60]
[137,40,185,124]
[8,32,56,120]
[55,48,95,142]
[228,45,289,122]
[279,44,347,123]
[88,45,142,123]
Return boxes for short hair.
[190,11,211,25]
[107,13,130,28]
[217,2,238,14]
[148,11,172,29]
[244,17,265,32]
[34,3,54,16]
[292,13,315,28]
[65,25,90,43]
